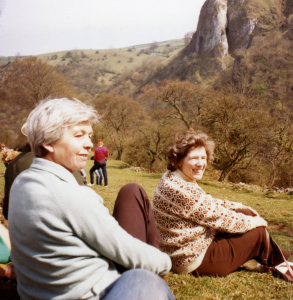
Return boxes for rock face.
[226,0,257,54]
[190,0,228,59]
[189,0,280,68]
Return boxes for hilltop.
[0,39,185,98]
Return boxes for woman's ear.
[42,144,54,153]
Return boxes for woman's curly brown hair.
[167,129,215,171]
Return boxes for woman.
[0,224,15,279]
[9,98,174,300]
[89,155,103,185]
[89,139,109,186]
[0,143,16,168]
[153,129,290,276]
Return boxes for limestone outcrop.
[188,0,282,74]
[190,0,228,59]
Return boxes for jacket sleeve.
[56,186,171,276]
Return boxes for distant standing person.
[0,143,11,168]
[89,139,109,187]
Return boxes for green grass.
[1,158,293,299]
[36,39,185,73]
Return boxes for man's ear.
[43,144,54,153]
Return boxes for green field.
[1,157,293,299]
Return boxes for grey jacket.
[9,158,171,300]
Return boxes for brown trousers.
[112,185,290,277]
[112,183,161,273]
[194,209,290,277]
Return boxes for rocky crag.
[149,0,293,83]
[188,0,285,75]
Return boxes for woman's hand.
[160,272,169,280]
[241,205,259,216]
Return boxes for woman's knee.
[102,269,174,300]
[118,183,146,199]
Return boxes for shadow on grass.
[199,181,220,188]
[107,164,129,170]
[268,228,293,238]
[141,174,162,180]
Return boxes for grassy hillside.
[84,159,293,299]
[0,39,185,98]
[2,157,292,299]
[29,39,186,97]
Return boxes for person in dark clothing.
[2,143,34,220]
[2,142,86,220]
[89,139,109,187]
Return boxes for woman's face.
[43,121,93,173]
[178,146,207,181]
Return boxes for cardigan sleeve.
[210,196,243,210]
[155,173,255,234]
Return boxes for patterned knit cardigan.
[153,171,256,273]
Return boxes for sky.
[0,0,205,57]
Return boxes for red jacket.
[94,146,109,162]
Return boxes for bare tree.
[200,89,273,182]
[184,31,194,46]
[141,79,206,129]
[2,57,72,109]
[93,94,145,160]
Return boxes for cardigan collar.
[172,169,197,183]
[30,157,79,185]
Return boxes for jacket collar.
[30,158,79,185]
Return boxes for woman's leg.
[95,169,102,185]
[113,183,161,247]
[112,183,161,273]
[98,168,103,185]
[194,227,290,277]
[89,165,98,184]
[100,269,175,300]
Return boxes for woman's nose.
[84,137,93,148]
[196,159,204,166]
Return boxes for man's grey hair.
[26,98,99,157]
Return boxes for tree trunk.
[116,149,122,160]
[218,166,233,182]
